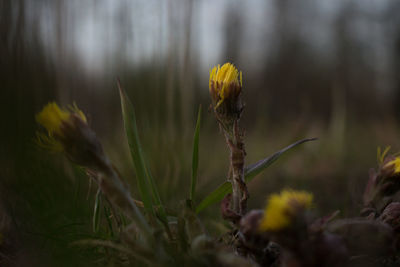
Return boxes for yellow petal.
[259,189,313,231]
[35,102,70,136]
[208,62,241,106]
[385,157,400,174]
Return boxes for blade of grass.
[195,182,230,213]
[93,188,102,233]
[147,168,168,223]
[195,138,317,213]
[244,138,317,180]
[118,81,155,217]
[190,105,202,202]
[147,168,172,237]
[118,80,169,230]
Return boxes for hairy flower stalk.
[36,102,151,235]
[209,63,248,216]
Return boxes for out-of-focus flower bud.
[36,102,150,234]
[259,189,313,232]
[239,210,270,254]
[379,202,400,232]
[328,218,395,258]
[310,232,348,267]
[35,102,107,171]
[363,149,400,215]
[382,156,400,176]
[209,63,243,127]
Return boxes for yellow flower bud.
[209,63,243,126]
[209,63,242,108]
[35,102,107,170]
[259,189,313,231]
[35,102,87,151]
[383,157,400,174]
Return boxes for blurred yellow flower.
[35,102,86,151]
[209,63,242,108]
[384,157,400,174]
[259,189,313,231]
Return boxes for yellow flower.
[384,157,400,174]
[259,189,313,231]
[35,102,87,151]
[209,63,242,108]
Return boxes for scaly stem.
[225,121,248,216]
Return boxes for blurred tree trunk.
[393,17,400,120]
[222,2,243,63]
[0,0,57,159]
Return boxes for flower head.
[383,157,400,175]
[35,102,106,169]
[209,63,242,108]
[209,63,243,127]
[35,102,87,151]
[259,189,313,231]
[363,148,400,209]
[375,146,400,175]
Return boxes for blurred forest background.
[2,0,400,266]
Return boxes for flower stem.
[225,121,248,216]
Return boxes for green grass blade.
[118,81,155,217]
[92,188,102,233]
[147,168,169,225]
[195,181,231,213]
[190,105,202,202]
[195,138,317,213]
[244,138,317,181]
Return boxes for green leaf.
[118,81,155,217]
[118,80,169,229]
[190,105,202,202]
[244,138,317,181]
[195,138,317,213]
[92,188,102,233]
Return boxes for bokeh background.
[2,0,400,265]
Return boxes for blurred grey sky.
[29,0,394,89]
[3,0,400,127]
